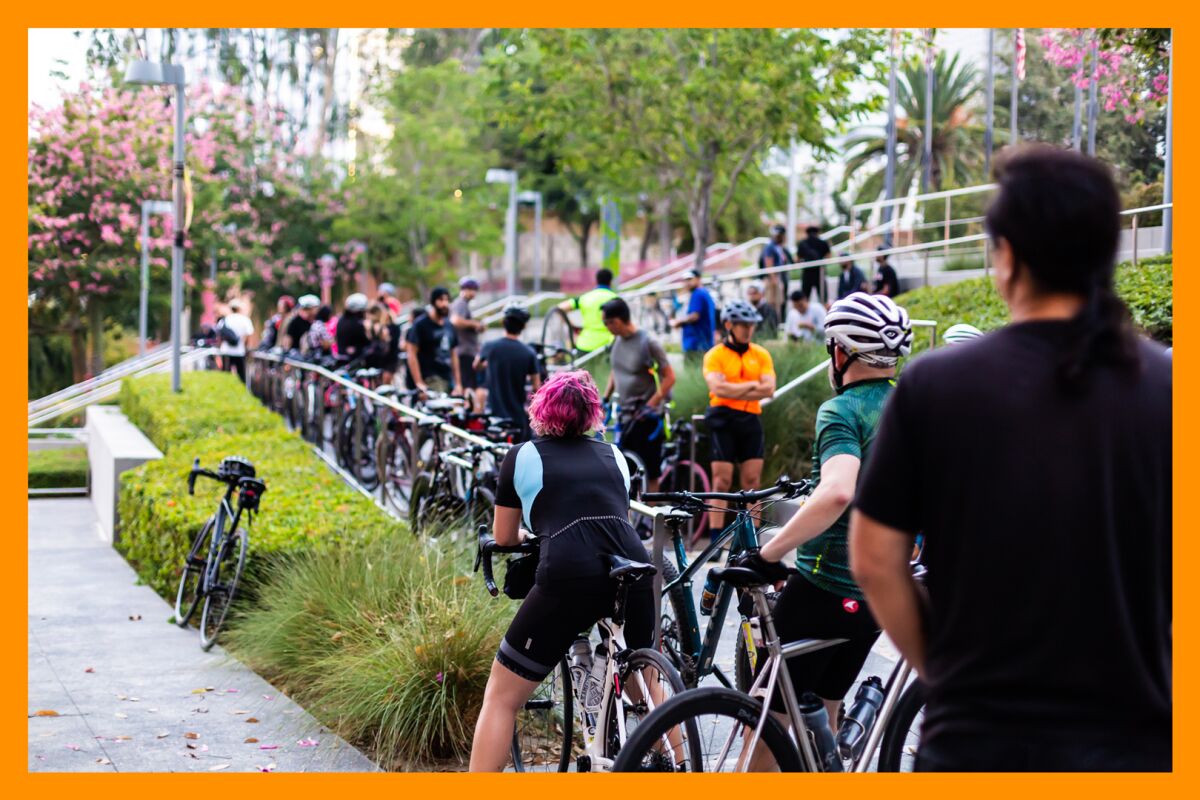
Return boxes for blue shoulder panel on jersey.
[513,443,544,530]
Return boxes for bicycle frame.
[662,511,761,685]
[200,484,246,594]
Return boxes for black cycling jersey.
[495,435,650,591]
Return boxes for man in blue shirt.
[758,224,793,315]
[837,259,869,300]
[671,268,716,363]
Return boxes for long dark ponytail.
[984,145,1139,390]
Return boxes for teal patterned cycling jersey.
[795,378,894,599]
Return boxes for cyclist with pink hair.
[470,370,654,771]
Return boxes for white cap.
[345,293,368,312]
[297,294,320,309]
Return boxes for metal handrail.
[618,242,734,290]
[28,342,175,413]
[853,183,998,214]
[1121,202,1173,216]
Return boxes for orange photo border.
[10,6,1191,798]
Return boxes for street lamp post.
[126,60,187,393]
[319,254,337,306]
[486,168,519,296]
[138,200,173,356]
[517,190,543,295]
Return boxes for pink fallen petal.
[262,695,274,701]
[259,744,280,750]
[65,744,81,751]
[297,738,319,747]
[256,763,276,772]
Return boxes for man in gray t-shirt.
[450,277,485,408]
[601,297,676,491]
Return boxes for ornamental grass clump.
[223,532,511,769]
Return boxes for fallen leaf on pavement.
[184,732,200,740]
[244,737,259,744]
[112,736,132,742]
[256,763,276,773]
[34,710,59,717]
[209,764,230,771]
[117,694,127,700]
[156,732,169,739]
[262,695,273,701]
[190,688,208,694]
[186,744,196,750]
[129,615,142,621]
[84,667,94,673]
[297,738,319,747]
[245,717,259,724]
[114,713,128,719]
[224,688,239,693]
[96,758,111,765]
[230,709,251,715]
[65,744,81,751]
[259,744,279,750]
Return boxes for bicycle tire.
[540,308,576,369]
[876,679,925,772]
[612,686,802,772]
[601,648,698,766]
[510,656,573,772]
[377,427,415,514]
[199,528,248,651]
[659,460,711,548]
[351,402,380,490]
[174,517,214,627]
[654,560,697,687]
[470,485,496,533]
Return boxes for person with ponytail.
[848,145,1172,771]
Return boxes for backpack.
[216,319,241,346]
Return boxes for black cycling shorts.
[706,406,765,464]
[458,354,480,390]
[496,581,654,682]
[619,412,665,481]
[767,574,880,709]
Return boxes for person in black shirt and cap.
[405,286,462,396]
[872,247,901,297]
[795,225,832,304]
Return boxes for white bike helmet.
[297,294,320,309]
[720,299,763,325]
[825,292,912,391]
[345,292,368,312]
[942,322,983,345]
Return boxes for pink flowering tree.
[1040,29,1169,125]
[29,81,346,382]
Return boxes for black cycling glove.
[729,550,791,584]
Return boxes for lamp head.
[124,60,165,85]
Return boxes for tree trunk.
[87,300,104,378]
[313,29,339,158]
[638,210,654,263]
[578,220,591,269]
[657,196,672,266]
[70,325,87,385]
[689,161,716,271]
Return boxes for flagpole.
[882,28,898,247]
[1011,30,1021,145]
[923,29,935,193]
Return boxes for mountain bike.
[613,561,925,772]
[475,529,699,772]
[333,366,384,489]
[540,309,577,369]
[175,456,266,651]
[641,478,811,689]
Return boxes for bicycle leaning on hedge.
[174,456,266,650]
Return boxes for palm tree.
[841,50,982,214]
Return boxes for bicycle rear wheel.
[377,427,415,514]
[612,686,802,772]
[199,528,248,651]
[540,308,576,369]
[876,679,925,772]
[601,648,698,766]
[654,560,697,687]
[351,402,380,490]
[511,656,573,772]
[174,517,214,627]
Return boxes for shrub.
[117,427,404,597]
[28,446,88,489]
[224,533,511,768]
[896,256,1173,348]
[119,371,280,451]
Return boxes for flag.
[1016,29,1027,81]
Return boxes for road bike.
[474,529,699,772]
[613,560,925,772]
[175,456,266,651]
[639,479,809,689]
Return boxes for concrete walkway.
[28,498,378,773]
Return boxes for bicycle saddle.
[424,398,463,412]
[607,554,656,583]
[376,385,398,396]
[707,566,770,588]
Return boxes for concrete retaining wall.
[85,405,162,545]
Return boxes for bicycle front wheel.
[612,686,803,772]
[876,679,925,772]
[601,648,697,765]
[511,656,573,772]
[174,517,215,627]
[199,528,248,651]
[540,308,576,369]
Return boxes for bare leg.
[469,659,541,772]
[709,461,734,533]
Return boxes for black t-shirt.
[796,235,831,262]
[284,315,311,349]
[873,263,900,297]
[856,322,1172,750]
[480,337,539,429]
[405,312,458,384]
[335,313,370,359]
[495,435,649,589]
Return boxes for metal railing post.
[924,248,930,288]
[652,512,665,646]
[943,195,951,263]
[690,414,704,492]
[1132,214,1139,265]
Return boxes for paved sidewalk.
[28,498,379,773]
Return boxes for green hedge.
[118,371,280,451]
[28,446,88,489]
[117,371,403,598]
[897,256,1174,346]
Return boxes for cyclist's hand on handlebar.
[729,550,791,585]
[450,386,464,398]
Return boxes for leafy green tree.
[842,50,982,209]
[486,29,883,267]
[335,60,502,292]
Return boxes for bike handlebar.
[642,476,812,507]
[473,526,539,597]
[187,457,233,495]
